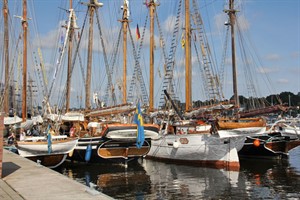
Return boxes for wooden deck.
[1,150,113,200]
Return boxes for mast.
[22,0,28,121]
[3,0,9,115]
[85,0,102,111]
[149,0,158,111]
[185,0,192,111]
[66,0,73,112]
[226,0,239,109]
[120,0,129,104]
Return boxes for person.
[49,127,56,136]
[20,128,26,141]
[32,127,40,136]
[70,125,76,137]
[7,132,16,145]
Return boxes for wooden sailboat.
[17,135,78,168]
[215,0,300,159]
[54,0,159,163]
[146,0,246,171]
[10,0,78,168]
[1,0,23,136]
[214,0,267,138]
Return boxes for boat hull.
[17,138,78,157]
[146,134,245,171]
[68,138,151,163]
[16,137,77,168]
[217,127,266,138]
[238,133,300,159]
[98,140,150,159]
[26,154,68,169]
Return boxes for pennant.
[134,102,145,149]
[145,0,149,7]
[136,24,141,40]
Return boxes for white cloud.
[163,15,182,35]
[214,12,227,32]
[256,67,278,74]
[214,11,250,33]
[265,54,281,61]
[277,79,289,84]
[236,15,250,31]
[291,51,300,59]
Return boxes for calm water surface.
[56,148,300,199]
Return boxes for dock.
[1,150,113,200]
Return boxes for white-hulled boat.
[147,120,245,171]
[17,135,78,168]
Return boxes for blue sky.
[1,0,300,108]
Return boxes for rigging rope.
[158,0,183,109]
[95,10,116,105]
[191,0,222,102]
[103,26,122,104]
[47,10,73,101]
[127,12,149,105]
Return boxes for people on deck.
[32,126,40,136]
[20,128,26,141]
[70,125,76,137]
[49,127,56,136]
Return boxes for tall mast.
[22,0,28,121]
[66,0,73,112]
[3,0,9,115]
[120,0,129,104]
[226,0,239,109]
[185,0,192,111]
[85,0,102,111]
[149,0,158,111]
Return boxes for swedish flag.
[134,102,145,149]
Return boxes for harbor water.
[55,148,300,200]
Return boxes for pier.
[1,150,113,200]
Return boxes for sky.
[1,0,300,109]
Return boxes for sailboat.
[218,0,300,159]
[2,0,78,168]
[48,0,159,163]
[212,0,267,138]
[145,0,248,171]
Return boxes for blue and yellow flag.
[134,102,145,149]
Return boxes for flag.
[136,24,141,40]
[181,33,185,49]
[134,102,145,149]
[145,0,150,7]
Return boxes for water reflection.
[240,156,300,199]
[141,159,245,199]
[56,148,300,199]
